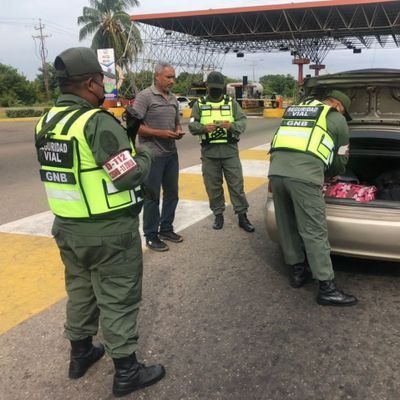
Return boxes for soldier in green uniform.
[268,90,358,306]
[35,47,165,397]
[188,71,254,232]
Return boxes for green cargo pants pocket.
[95,234,143,307]
[300,194,328,239]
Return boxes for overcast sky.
[1,0,399,81]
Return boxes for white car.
[176,96,191,113]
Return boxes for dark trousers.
[269,176,334,281]
[143,153,179,239]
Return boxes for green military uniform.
[189,96,249,215]
[37,47,165,396]
[268,100,349,281]
[36,94,152,358]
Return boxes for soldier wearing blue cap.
[35,47,165,397]
[268,89,358,306]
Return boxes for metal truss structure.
[131,0,400,81]
[131,24,226,78]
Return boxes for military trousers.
[269,176,334,281]
[201,155,249,215]
[53,218,143,358]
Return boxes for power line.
[41,19,79,35]
[32,18,51,101]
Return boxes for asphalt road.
[1,118,400,400]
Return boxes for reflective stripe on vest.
[270,100,335,167]
[35,107,142,218]
[199,96,235,144]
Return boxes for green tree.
[174,72,203,95]
[259,74,297,98]
[119,70,153,97]
[34,63,59,102]
[0,64,37,106]
[78,0,142,71]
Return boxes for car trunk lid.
[303,69,400,126]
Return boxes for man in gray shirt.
[128,62,185,251]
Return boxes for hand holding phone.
[175,131,185,140]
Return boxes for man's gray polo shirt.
[132,85,180,157]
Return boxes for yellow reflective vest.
[199,95,235,144]
[35,106,142,218]
[270,99,335,167]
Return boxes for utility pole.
[248,60,263,82]
[33,19,50,101]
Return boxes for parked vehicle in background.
[176,96,191,114]
[226,82,264,108]
[187,83,207,106]
[265,69,400,261]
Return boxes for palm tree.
[78,0,143,71]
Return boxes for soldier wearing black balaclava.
[189,71,254,232]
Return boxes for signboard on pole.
[97,48,118,101]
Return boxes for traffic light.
[243,75,248,86]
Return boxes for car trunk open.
[324,127,400,207]
[305,69,400,208]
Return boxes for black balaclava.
[208,87,224,102]
[206,71,225,102]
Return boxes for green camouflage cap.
[54,47,115,79]
[327,90,352,121]
[206,71,225,88]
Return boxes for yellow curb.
[240,149,270,161]
[0,117,40,122]
[182,108,192,118]
[263,108,284,118]
[179,173,266,202]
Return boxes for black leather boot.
[289,263,311,288]
[212,214,224,230]
[112,353,165,397]
[238,213,255,232]
[317,280,358,306]
[69,337,105,379]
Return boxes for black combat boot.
[238,213,255,232]
[289,263,312,288]
[112,353,166,397]
[317,280,358,306]
[69,336,105,379]
[212,214,224,230]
